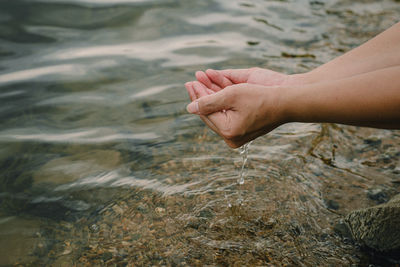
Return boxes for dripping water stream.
[226,141,252,207]
[1,0,399,265]
[237,141,252,205]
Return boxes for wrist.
[273,85,295,126]
[278,84,312,124]
[284,71,318,86]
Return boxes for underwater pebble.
[367,188,389,204]
[155,207,166,216]
[324,199,340,210]
[90,224,99,233]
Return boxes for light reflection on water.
[0,0,399,265]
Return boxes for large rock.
[345,194,400,252]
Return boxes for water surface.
[1,0,399,265]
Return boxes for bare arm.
[192,22,400,89]
[283,66,400,129]
[187,66,400,148]
[298,22,400,84]
[186,22,400,148]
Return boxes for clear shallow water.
[0,0,399,265]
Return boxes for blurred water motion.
[0,0,399,265]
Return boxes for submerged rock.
[33,150,121,185]
[345,194,400,252]
[0,217,42,266]
[367,188,389,204]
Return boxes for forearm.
[282,66,400,129]
[292,22,400,84]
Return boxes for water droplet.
[236,141,252,205]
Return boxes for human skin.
[191,22,400,91]
[185,22,400,148]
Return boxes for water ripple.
[0,128,159,144]
[30,0,176,6]
[45,32,248,66]
[55,170,199,195]
[0,64,85,85]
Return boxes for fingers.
[185,82,196,101]
[195,68,253,92]
[186,82,215,114]
[185,81,214,102]
[188,84,232,115]
[193,81,208,98]
[193,81,216,99]
[219,69,251,84]
[205,69,234,89]
[196,71,222,92]
[195,71,213,88]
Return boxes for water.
[235,141,252,206]
[225,141,252,208]
[1,0,400,265]
[238,142,251,186]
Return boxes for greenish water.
[0,0,399,265]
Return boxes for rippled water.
[1,0,399,265]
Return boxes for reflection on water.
[0,0,399,265]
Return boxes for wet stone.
[185,218,203,230]
[324,199,340,210]
[333,220,352,240]
[101,252,113,261]
[89,224,99,233]
[299,195,308,202]
[136,203,149,214]
[367,188,389,204]
[198,208,215,219]
[363,138,382,147]
[345,194,400,252]
[155,207,166,216]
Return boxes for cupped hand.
[194,67,294,92]
[185,81,286,148]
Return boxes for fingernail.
[186,101,199,114]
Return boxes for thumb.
[186,89,231,115]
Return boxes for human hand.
[185,81,286,148]
[193,67,303,93]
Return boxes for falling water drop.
[236,141,252,205]
[238,141,251,185]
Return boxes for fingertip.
[185,81,197,101]
[193,80,206,88]
[186,101,199,114]
[195,71,203,79]
[205,69,218,80]
[195,71,205,81]
[192,81,209,98]
[206,69,224,87]
[195,71,213,88]
[205,68,216,75]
